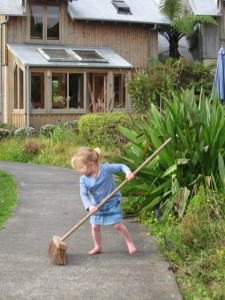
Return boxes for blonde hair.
[71,147,102,169]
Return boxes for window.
[14,66,24,110]
[38,48,108,63]
[73,50,107,63]
[38,48,76,62]
[112,1,132,14]
[69,74,84,108]
[30,4,59,42]
[113,74,126,109]
[52,73,67,109]
[31,73,45,109]
[52,73,84,109]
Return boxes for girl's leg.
[88,224,102,255]
[113,222,137,254]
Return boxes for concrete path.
[0,161,183,300]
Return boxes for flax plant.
[112,89,225,220]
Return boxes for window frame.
[28,3,62,44]
[51,71,85,111]
[113,73,127,110]
[13,65,24,112]
[31,72,46,110]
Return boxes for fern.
[172,14,218,35]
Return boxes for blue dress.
[79,163,130,225]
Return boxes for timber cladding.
[64,20,157,68]
[6,11,158,69]
[30,114,81,130]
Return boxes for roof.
[0,0,170,24]
[188,0,220,16]
[0,0,25,16]
[7,44,133,69]
[68,0,171,24]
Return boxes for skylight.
[73,50,107,63]
[112,1,132,15]
[38,48,108,63]
[38,48,77,62]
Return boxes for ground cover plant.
[0,170,18,229]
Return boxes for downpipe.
[0,16,9,122]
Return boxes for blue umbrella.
[213,46,225,101]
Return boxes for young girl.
[71,147,137,255]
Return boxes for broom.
[48,137,172,265]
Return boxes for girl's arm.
[104,163,135,181]
[80,177,93,210]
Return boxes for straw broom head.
[48,236,68,265]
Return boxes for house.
[0,0,170,129]
[185,0,225,63]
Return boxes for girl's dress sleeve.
[104,163,131,174]
[80,176,92,210]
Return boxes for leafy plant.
[112,89,225,220]
[14,127,36,138]
[79,112,134,147]
[128,58,215,112]
[0,128,11,139]
[39,124,55,137]
[63,120,79,134]
[158,0,217,58]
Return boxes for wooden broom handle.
[61,137,172,241]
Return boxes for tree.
[158,0,218,59]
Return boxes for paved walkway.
[0,161,183,300]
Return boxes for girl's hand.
[89,205,98,214]
[126,170,135,182]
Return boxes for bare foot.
[88,247,102,255]
[128,243,137,255]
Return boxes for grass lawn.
[0,170,18,229]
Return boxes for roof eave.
[68,17,171,25]
[0,13,27,16]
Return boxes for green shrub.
[14,127,36,138]
[129,58,215,113]
[64,120,79,134]
[39,124,55,137]
[78,112,134,146]
[0,128,11,139]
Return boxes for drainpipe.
[26,65,30,127]
[148,24,157,67]
[0,16,9,123]
[23,0,27,14]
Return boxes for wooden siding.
[199,22,219,62]
[11,113,26,128]
[5,4,158,69]
[63,19,157,68]
[220,3,225,47]
[30,113,81,130]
